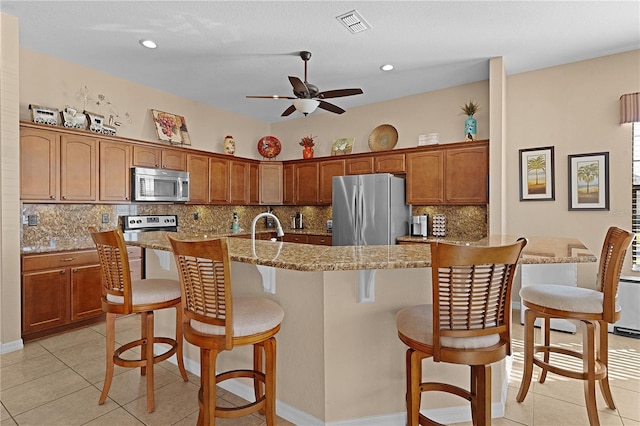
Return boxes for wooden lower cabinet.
[283,234,332,245]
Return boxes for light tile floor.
[1,312,639,425]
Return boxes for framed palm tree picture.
[519,146,555,201]
[568,152,609,211]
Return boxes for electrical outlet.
[27,215,38,226]
[193,212,199,220]
[101,213,110,223]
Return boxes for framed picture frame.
[568,152,609,211]
[519,146,555,201]
[150,109,190,145]
[331,137,355,156]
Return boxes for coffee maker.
[412,215,428,237]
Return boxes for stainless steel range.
[121,214,178,233]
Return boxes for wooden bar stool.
[88,227,188,413]
[516,226,634,426]
[167,235,284,426]
[396,238,527,425]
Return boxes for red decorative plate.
[257,136,282,159]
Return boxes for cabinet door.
[375,153,405,173]
[283,164,295,205]
[346,157,374,175]
[444,145,488,204]
[319,159,345,204]
[20,127,58,200]
[209,157,230,204]
[187,154,210,204]
[99,141,131,201]
[249,162,260,205]
[132,146,161,168]
[230,160,249,204]
[22,268,70,334]
[161,149,186,171]
[295,162,319,204]
[60,134,97,201]
[406,151,444,204]
[260,162,283,205]
[70,264,103,322]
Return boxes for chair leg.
[175,305,188,382]
[263,337,277,426]
[471,364,491,426]
[406,348,422,426]
[538,316,551,384]
[597,320,616,410]
[516,308,536,402]
[254,342,265,415]
[140,312,148,377]
[201,348,218,426]
[582,320,600,426]
[145,311,155,413]
[99,312,116,405]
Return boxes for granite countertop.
[21,232,596,271]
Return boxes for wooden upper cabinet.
[319,159,345,204]
[444,144,488,204]
[132,145,160,168]
[283,163,295,205]
[229,160,249,204]
[99,141,131,202]
[133,145,186,171]
[294,162,319,204]
[209,156,230,204]
[406,150,444,204]
[346,157,374,175]
[260,162,283,205]
[20,127,58,201]
[375,153,405,173]
[249,162,260,205]
[187,154,210,204]
[59,134,97,202]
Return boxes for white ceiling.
[2,1,639,124]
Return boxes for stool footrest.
[533,345,607,381]
[198,369,268,419]
[113,337,178,368]
[421,382,472,401]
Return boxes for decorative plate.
[257,136,282,159]
[368,124,398,152]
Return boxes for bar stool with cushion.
[516,226,634,425]
[167,235,284,426]
[88,227,188,413]
[396,238,527,426]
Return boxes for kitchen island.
[126,233,596,425]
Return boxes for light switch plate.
[101,213,110,223]
[27,215,38,226]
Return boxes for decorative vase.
[224,135,236,155]
[464,115,477,141]
[303,146,314,159]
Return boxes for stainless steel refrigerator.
[332,173,410,246]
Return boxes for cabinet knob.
[62,196,67,200]
[60,270,66,275]
[59,257,77,262]
[72,268,78,273]
[50,195,55,199]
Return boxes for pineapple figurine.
[461,101,480,141]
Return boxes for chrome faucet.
[251,212,284,243]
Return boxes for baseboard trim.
[0,339,24,354]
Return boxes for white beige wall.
[504,50,640,283]
[0,13,22,352]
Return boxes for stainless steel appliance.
[131,167,190,202]
[412,214,428,237]
[332,173,410,246]
[121,214,178,233]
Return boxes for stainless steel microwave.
[131,167,190,202]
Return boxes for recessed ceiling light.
[139,39,157,49]
[380,64,394,71]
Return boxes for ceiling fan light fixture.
[293,99,319,115]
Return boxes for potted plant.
[300,135,316,158]
[461,101,480,141]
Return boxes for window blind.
[632,122,640,270]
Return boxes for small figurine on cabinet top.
[224,135,236,155]
[29,104,60,126]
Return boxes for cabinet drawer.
[307,235,332,246]
[126,246,142,259]
[283,234,309,244]
[23,250,99,272]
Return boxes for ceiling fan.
[246,51,364,117]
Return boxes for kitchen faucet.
[251,212,284,244]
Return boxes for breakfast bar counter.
[126,233,596,425]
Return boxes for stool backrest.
[88,226,134,313]
[430,238,527,361]
[167,236,234,350]
[598,226,634,322]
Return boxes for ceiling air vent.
[336,10,371,34]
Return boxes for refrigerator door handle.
[358,179,365,245]
[351,180,358,240]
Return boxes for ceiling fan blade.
[318,88,363,99]
[318,101,345,115]
[281,105,297,116]
[288,76,309,95]
[246,95,296,99]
